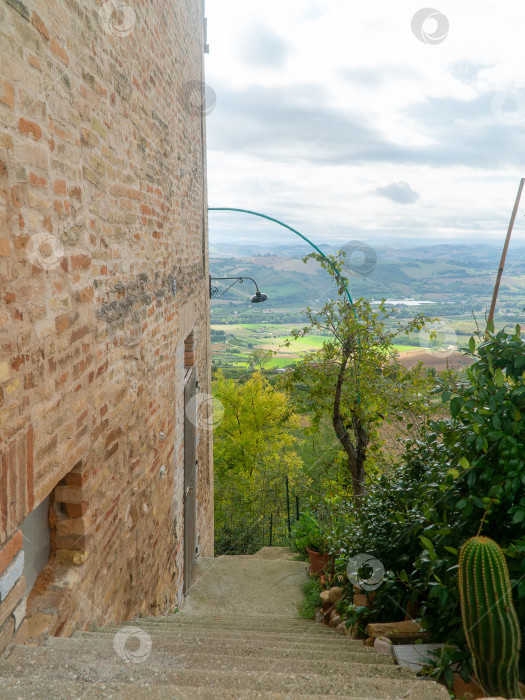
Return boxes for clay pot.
[404,598,421,620]
[353,590,376,608]
[451,673,485,699]
[306,547,332,576]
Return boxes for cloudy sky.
[204,1,525,249]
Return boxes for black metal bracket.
[209,275,260,299]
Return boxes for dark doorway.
[183,367,198,593]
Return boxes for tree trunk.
[332,354,367,501]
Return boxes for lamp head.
[251,291,269,303]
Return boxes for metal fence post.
[269,513,273,547]
[286,476,291,538]
[295,495,299,521]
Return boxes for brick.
[0,80,15,109]
[31,11,50,40]
[0,361,9,382]
[12,596,26,629]
[70,254,91,271]
[54,485,83,503]
[0,531,23,577]
[0,552,24,601]
[70,324,90,343]
[0,576,25,629]
[0,616,14,654]
[26,612,57,641]
[0,238,11,257]
[53,179,66,195]
[50,38,69,66]
[56,517,89,536]
[19,117,42,140]
[56,549,88,565]
[29,172,46,187]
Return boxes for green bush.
[337,327,525,682]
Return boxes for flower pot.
[451,673,484,700]
[353,590,376,608]
[306,547,331,575]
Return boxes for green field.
[210,320,472,371]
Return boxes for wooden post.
[487,178,525,328]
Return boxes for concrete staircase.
[0,549,450,699]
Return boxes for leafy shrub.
[337,327,525,681]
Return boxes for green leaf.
[494,367,505,387]
[450,396,463,418]
[459,457,470,470]
[447,468,460,480]
[468,336,476,353]
[444,546,458,555]
[420,536,434,552]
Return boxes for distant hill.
[209,243,525,311]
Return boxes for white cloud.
[205,0,525,247]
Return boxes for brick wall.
[0,0,213,651]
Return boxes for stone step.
[74,630,369,655]
[0,677,438,700]
[4,641,409,678]
[108,616,340,632]
[83,624,354,646]
[44,634,391,664]
[0,649,450,698]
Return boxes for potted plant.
[291,511,332,575]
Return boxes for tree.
[213,370,303,553]
[248,348,273,373]
[282,251,433,501]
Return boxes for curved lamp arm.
[208,207,354,308]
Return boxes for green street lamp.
[207,207,354,308]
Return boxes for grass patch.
[298,576,322,620]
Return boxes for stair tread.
[2,643,406,676]
[0,649,450,698]
[0,677,443,700]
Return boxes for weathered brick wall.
[0,0,213,650]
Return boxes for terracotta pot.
[306,547,331,575]
[451,673,485,699]
[404,599,421,620]
[353,590,376,608]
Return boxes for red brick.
[68,185,82,201]
[54,180,66,195]
[11,355,25,371]
[29,173,46,187]
[0,80,14,109]
[31,12,50,40]
[70,254,91,271]
[75,287,94,303]
[50,38,69,66]
[0,530,23,577]
[19,117,42,141]
[70,325,90,344]
[28,55,41,71]
[0,239,10,257]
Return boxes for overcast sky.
[204,1,525,250]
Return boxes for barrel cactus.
[458,536,522,698]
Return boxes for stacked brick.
[0,0,213,652]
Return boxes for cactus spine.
[458,536,522,698]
